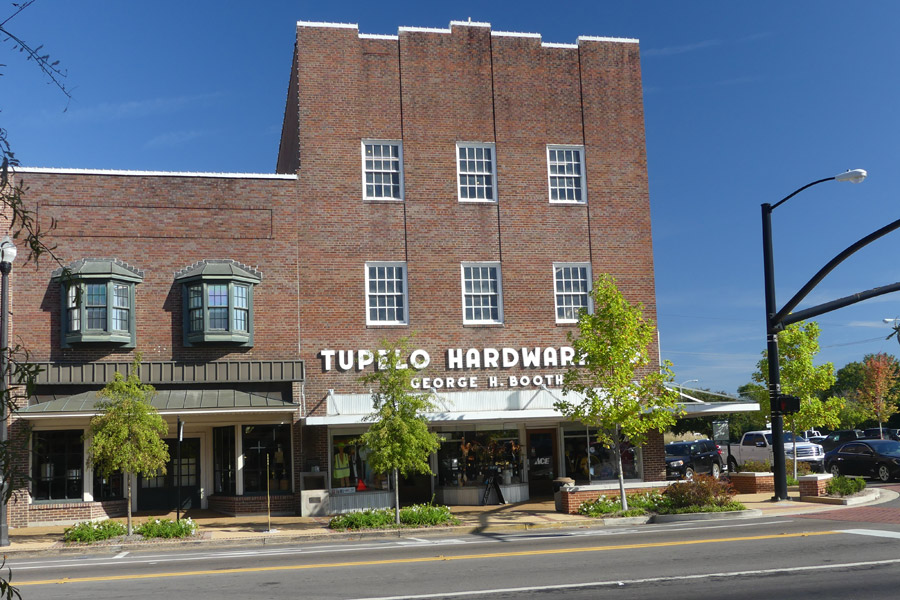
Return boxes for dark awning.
[18,389,297,418]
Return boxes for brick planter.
[798,473,832,498]
[557,482,670,514]
[729,472,774,494]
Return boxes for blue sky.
[5,1,900,395]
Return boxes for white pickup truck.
[726,430,825,473]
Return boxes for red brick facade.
[5,20,662,525]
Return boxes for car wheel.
[684,467,695,481]
[830,463,841,477]
[727,457,738,473]
[878,464,891,482]
[711,462,721,480]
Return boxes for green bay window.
[175,260,261,347]
[54,259,143,348]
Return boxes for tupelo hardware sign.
[318,346,583,390]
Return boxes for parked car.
[824,439,900,482]
[863,428,900,441]
[818,430,866,452]
[665,440,723,480]
[727,430,824,473]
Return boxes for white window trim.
[456,142,498,204]
[361,140,404,202]
[547,144,587,204]
[553,262,593,323]
[460,261,504,325]
[365,261,409,326]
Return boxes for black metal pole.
[0,260,10,545]
[176,416,182,521]
[762,204,788,501]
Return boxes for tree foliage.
[87,358,169,535]
[752,321,844,434]
[557,274,681,510]
[356,337,443,524]
[856,352,900,436]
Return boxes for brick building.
[5,19,691,526]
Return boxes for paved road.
[8,509,900,600]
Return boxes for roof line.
[16,167,298,180]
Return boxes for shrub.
[135,518,197,539]
[664,475,737,510]
[400,503,458,527]
[740,459,772,473]
[826,475,866,497]
[63,519,127,543]
[329,504,458,530]
[578,491,665,517]
[785,459,812,477]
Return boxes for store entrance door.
[527,429,557,498]
[137,438,201,511]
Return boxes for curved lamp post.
[763,169,869,501]
[0,235,17,546]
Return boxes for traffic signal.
[772,394,801,415]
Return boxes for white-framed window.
[456,142,497,202]
[553,263,592,323]
[461,262,503,324]
[547,145,586,203]
[362,140,404,201]
[365,262,408,325]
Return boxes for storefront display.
[562,427,641,483]
[437,430,522,488]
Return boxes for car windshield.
[665,445,689,456]
[868,440,900,457]
[764,433,803,444]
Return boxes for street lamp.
[762,169,866,502]
[0,235,17,546]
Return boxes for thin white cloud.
[36,92,226,125]
[144,130,207,149]
[642,39,721,57]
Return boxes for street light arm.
[769,177,835,211]
[782,280,900,328]
[771,216,900,330]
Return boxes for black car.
[825,439,900,482]
[863,427,900,441]
[818,429,866,452]
[665,440,722,480]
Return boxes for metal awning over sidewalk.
[18,389,298,419]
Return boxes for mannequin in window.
[334,444,350,487]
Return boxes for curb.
[799,488,881,506]
[651,509,762,523]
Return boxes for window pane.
[32,430,83,501]
[555,264,590,321]
[548,146,585,203]
[242,425,291,494]
[463,265,501,323]
[366,263,407,324]
[458,144,496,202]
[363,143,402,200]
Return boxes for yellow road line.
[18,530,839,587]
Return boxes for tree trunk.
[393,468,400,526]
[613,426,627,511]
[126,472,133,536]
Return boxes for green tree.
[752,321,843,478]
[87,358,169,535]
[557,274,681,511]
[857,352,900,437]
[356,337,443,525]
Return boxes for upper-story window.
[174,260,261,347]
[362,141,403,201]
[547,145,586,203]
[365,262,408,326]
[53,258,143,348]
[554,263,592,323]
[457,142,497,202]
[461,262,503,324]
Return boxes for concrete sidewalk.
[3,488,896,557]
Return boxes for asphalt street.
[8,505,900,600]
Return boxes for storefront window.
[92,470,124,501]
[213,426,236,495]
[437,430,522,488]
[242,424,291,494]
[562,428,640,483]
[32,430,84,501]
[331,434,387,492]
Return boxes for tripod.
[481,468,506,505]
